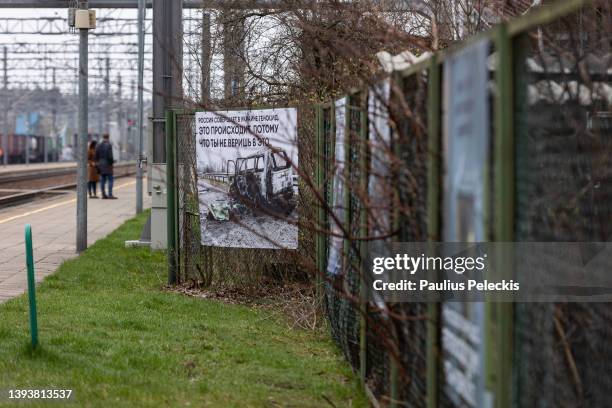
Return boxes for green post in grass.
[25,224,38,349]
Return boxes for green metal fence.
[314,0,611,406]
[167,0,610,406]
[511,4,612,406]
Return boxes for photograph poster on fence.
[327,98,346,276]
[441,38,490,408]
[367,80,391,237]
[194,108,299,249]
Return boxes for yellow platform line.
[0,180,136,225]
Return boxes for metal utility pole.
[201,12,211,105]
[152,0,182,280]
[25,114,29,165]
[52,68,58,162]
[136,0,145,214]
[222,10,245,103]
[43,124,47,162]
[2,46,7,166]
[104,56,110,135]
[152,0,183,163]
[98,63,103,136]
[116,73,123,160]
[74,57,78,96]
[43,74,48,162]
[76,0,89,253]
[129,78,135,159]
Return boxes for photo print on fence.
[195,108,299,249]
[327,97,346,276]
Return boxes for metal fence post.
[166,110,177,285]
[25,224,38,349]
[493,23,514,408]
[358,92,368,386]
[426,54,441,408]
[389,71,404,408]
[342,99,351,281]
[315,105,325,296]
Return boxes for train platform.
[0,176,151,303]
[0,162,77,175]
[0,161,137,193]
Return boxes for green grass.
[0,211,367,407]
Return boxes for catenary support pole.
[152,0,182,163]
[136,0,145,214]
[152,0,182,257]
[105,56,110,134]
[222,10,245,102]
[52,68,58,162]
[201,12,211,104]
[130,78,135,159]
[117,73,123,160]
[43,127,48,163]
[129,79,135,158]
[98,63,103,135]
[76,0,89,253]
[25,115,29,165]
[42,63,48,163]
[2,46,7,166]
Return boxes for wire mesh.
[340,94,365,370]
[172,3,611,406]
[513,3,612,407]
[392,71,430,407]
[323,74,430,405]
[175,113,207,285]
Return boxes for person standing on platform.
[87,140,99,198]
[95,133,117,199]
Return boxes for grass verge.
[0,211,367,407]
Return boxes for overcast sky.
[0,7,205,100]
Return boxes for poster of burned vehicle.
[195,108,299,249]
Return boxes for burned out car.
[228,147,296,213]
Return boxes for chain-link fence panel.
[392,70,430,407]
[341,94,365,370]
[513,2,612,407]
[323,99,353,363]
[173,4,610,407]
[176,113,208,285]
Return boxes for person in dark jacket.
[95,133,117,199]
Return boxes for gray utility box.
[150,163,167,250]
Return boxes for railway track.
[0,162,137,207]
